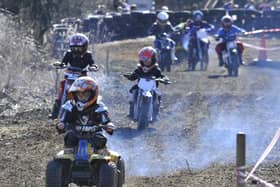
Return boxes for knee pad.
[64,131,78,148]
[92,133,107,150]
[129,92,134,103]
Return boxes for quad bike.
[51,62,99,120]
[124,75,171,130]
[46,124,125,187]
[187,28,210,71]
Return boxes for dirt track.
[1,37,280,187]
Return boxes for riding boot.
[49,99,61,120]
[218,54,224,66]
[128,102,134,119]
[239,54,244,65]
[171,47,178,62]
[127,91,135,119]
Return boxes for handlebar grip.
[89,64,99,72]
[53,62,65,69]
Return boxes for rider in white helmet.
[149,11,174,40]
[215,15,245,66]
[148,11,177,61]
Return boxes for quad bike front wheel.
[98,162,118,187]
[117,158,125,187]
[46,160,68,187]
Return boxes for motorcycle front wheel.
[137,97,152,130]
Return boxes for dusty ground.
[1,36,280,187]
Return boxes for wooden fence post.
[106,48,110,76]
[236,132,246,187]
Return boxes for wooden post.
[236,132,246,187]
[106,49,110,76]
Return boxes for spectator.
[161,5,169,12]
[258,0,272,11]
[130,4,137,11]
[224,0,234,11]
[114,0,130,12]
[244,0,256,10]
[95,4,106,15]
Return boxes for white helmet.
[157,11,169,22]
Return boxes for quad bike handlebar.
[63,123,115,134]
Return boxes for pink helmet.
[138,46,157,67]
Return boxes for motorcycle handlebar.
[88,64,99,72]
[53,62,66,69]
[123,73,131,78]
[52,63,99,72]
[155,78,172,84]
[123,74,172,84]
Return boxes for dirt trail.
[1,37,280,187]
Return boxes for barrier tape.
[245,128,280,182]
[248,173,276,187]
[236,169,276,187]
[242,42,280,51]
[240,28,280,51]
[244,28,280,35]
[236,166,247,184]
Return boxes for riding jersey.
[187,21,214,40]
[216,25,245,42]
[126,64,166,81]
[60,100,111,149]
[148,21,175,39]
[62,50,95,69]
[61,100,111,130]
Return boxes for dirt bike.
[124,75,170,130]
[52,62,99,119]
[46,124,125,187]
[157,33,175,72]
[188,28,210,71]
[218,36,240,77]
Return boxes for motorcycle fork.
[196,39,203,61]
[140,94,153,120]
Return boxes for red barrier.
[242,28,280,62]
[257,32,267,62]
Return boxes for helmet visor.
[141,59,153,67]
[194,15,202,22]
[71,46,84,52]
[158,19,167,25]
[223,22,232,28]
[76,90,92,102]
